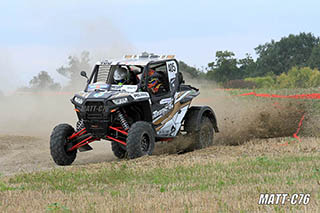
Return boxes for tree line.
[185,32,320,88]
[21,32,320,91]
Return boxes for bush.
[223,79,256,89]
[245,76,275,88]
[276,67,320,88]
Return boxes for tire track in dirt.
[0,135,116,176]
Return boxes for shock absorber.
[117,110,129,130]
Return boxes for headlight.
[112,98,128,105]
[74,96,84,104]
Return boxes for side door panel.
[152,60,189,137]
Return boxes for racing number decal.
[166,61,177,90]
[168,62,176,73]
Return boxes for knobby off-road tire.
[50,123,77,166]
[187,116,214,151]
[126,121,155,159]
[111,141,127,159]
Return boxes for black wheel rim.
[64,137,75,156]
[141,133,150,152]
[200,124,212,147]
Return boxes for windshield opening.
[87,64,143,92]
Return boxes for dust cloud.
[192,82,307,145]
[0,93,116,176]
[0,93,76,137]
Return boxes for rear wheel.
[126,121,155,159]
[50,124,77,166]
[186,116,214,151]
[196,117,214,149]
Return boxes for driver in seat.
[113,66,138,85]
[148,69,167,95]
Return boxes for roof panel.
[97,54,176,66]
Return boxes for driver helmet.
[148,69,163,94]
[113,67,129,85]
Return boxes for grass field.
[1,137,320,212]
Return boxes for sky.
[1,0,320,91]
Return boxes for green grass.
[1,138,320,212]
[3,154,319,194]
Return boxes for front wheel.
[111,141,127,159]
[126,121,155,159]
[50,124,77,166]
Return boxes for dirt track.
[0,86,312,176]
[0,135,116,176]
[0,94,117,176]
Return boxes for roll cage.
[84,59,181,95]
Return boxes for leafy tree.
[29,71,61,90]
[207,51,240,82]
[179,61,201,78]
[255,33,320,76]
[238,53,257,78]
[308,45,320,70]
[57,51,91,89]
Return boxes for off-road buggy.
[50,53,219,165]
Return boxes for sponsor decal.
[159,98,172,105]
[110,85,138,92]
[152,103,173,119]
[131,92,149,99]
[123,85,138,92]
[93,92,105,98]
[88,84,110,90]
[84,105,107,113]
[160,98,172,104]
[110,85,122,90]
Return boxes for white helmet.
[113,67,128,84]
